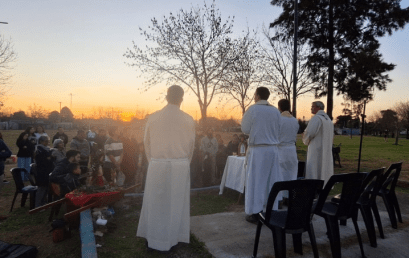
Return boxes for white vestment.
[302,110,334,184]
[278,111,299,182]
[137,104,195,251]
[241,100,282,214]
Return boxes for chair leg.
[272,227,286,258]
[381,193,398,229]
[10,192,18,213]
[292,233,303,255]
[29,192,36,210]
[325,216,341,258]
[360,205,377,247]
[352,213,365,258]
[252,221,263,258]
[308,223,319,258]
[390,193,403,223]
[371,202,384,239]
[21,192,28,207]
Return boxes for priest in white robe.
[137,85,195,251]
[241,87,282,223]
[302,101,334,184]
[278,99,299,184]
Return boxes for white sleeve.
[302,117,322,145]
[241,107,253,134]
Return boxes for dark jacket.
[16,134,34,158]
[52,132,69,146]
[34,144,54,186]
[227,141,239,155]
[0,139,12,176]
[49,158,70,183]
[60,173,80,197]
[94,135,108,151]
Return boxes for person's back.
[146,105,195,160]
[242,103,281,145]
[137,85,195,252]
[279,116,299,145]
[277,99,300,184]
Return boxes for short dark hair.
[38,136,49,144]
[68,162,80,174]
[255,87,270,100]
[166,85,184,105]
[108,126,118,137]
[278,99,291,112]
[66,150,80,160]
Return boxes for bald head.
[166,85,184,105]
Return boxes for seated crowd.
[11,126,142,208]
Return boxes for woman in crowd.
[25,126,37,149]
[34,125,48,142]
[51,139,66,165]
[120,127,138,186]
[16,131,35,181]
[35,136,54,207]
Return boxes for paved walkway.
[191,201,409,258]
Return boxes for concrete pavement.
[191,206,409,258]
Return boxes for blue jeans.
[18,157,31,181]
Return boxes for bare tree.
[260,27,316,108]
[124,1,235,121]
[28,104,49,120]
[219,32,264,115]
[0,35,16,106]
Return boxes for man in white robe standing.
[137,85,195,252]
[277,99,299,200]
[302,101,334,184]
[241,87,282,223]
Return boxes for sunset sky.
[1,0,409,122]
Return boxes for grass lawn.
[0,130,407,257]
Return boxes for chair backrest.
[360,168,385,203]
[381,162,403,193]
[315,173,366,218]
[265,179,324,231]
[10,167,27,191]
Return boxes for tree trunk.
[394,129,399,145]
[327,0,334,120]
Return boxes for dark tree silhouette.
[270,0,409,119]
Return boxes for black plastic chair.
[333,168,385,247]
[10,168,38,212]
[314,173,367,258]
[377,162,403,229]
[252,179,324,258]
[356,168,385,247]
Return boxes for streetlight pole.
[292,0,298,118]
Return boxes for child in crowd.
[59,162,81,197]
